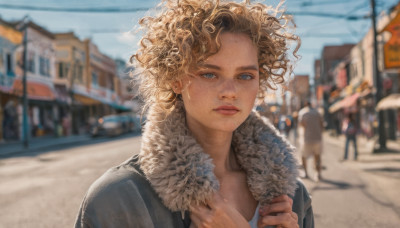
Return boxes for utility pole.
[21,17,29,149]
[69,46,76,135]
[370,0,386,151]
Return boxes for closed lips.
[214,106,240,115]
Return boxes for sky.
[0,0,398,83]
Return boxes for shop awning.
[341,93,359,108]
[377,93,400,111]
[110,103,132,112]
[329,93,360,113]
[0,85,11,93]
[12,79,55,101]
[328,100,343,113]
[73,94,102,105]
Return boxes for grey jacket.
[75,103,314,227]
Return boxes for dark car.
[91,115,124,137]
[118,114,132,133]
[122,112,146,133]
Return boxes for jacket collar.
[138,102,298,212]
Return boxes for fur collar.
[138,102,298,212]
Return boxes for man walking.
[298,101,324,181]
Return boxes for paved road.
[298,133,400,228]
[1,132,400,228]
[0,134,141,228]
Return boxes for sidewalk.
[317,132,400,219]
[0,134,92,158]
[323,131,400,165]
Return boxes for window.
[40,57,45,75]
[45,59,50,76]
[39,56,50,77]
[59,62,65,78]
[58,62,63,78]
[58,62,70,79]
[27,52,35,73]
[109,74,114,91]
[76,64,83,83]
[92,72,98,87]
[6,53,13,75]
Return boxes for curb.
[0,135,92,158]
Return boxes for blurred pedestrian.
[3,100,18,140]
[292,111,299,145]
[342,113,358,161]
[75,1,313,228]
[62,114,70,136]
[278,115,288,135]
[299,101,323,180]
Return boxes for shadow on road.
[310,178,364,191]
[363,167,400,179]
[0,132,142,159]
[310,177,399,214]
[364,167,400,172]
[358,158,400,163]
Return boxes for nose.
[218,79,237,100]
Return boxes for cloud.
[117,26,143,50]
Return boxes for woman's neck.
[187,125,238,177]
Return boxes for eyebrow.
[199,63,259,71]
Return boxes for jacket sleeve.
[74,176,156,228]
[292,180,314,228]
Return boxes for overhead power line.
[287,11,370,20]
[0,4,150,13]
[301,32,357,37]
[0,3,372,20]
[300,0,359,7]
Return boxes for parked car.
[118,114,132,133]
[132,114,146,133]
[121,112,146,133]
[91,115,124,137]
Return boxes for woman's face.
[178,32,259,133]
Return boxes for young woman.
[75,0,314,227]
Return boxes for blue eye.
[201,73,216,79]
[238,74,254,80]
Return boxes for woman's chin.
[207,121,244,133]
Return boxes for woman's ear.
[171,81,183,94]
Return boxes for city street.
[297,134,400,228]
[1,132,400,227]
[0,134,142,228]
[1,1,400,228]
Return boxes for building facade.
[0,17,134,142]
[0,19,22,141]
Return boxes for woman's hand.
[189,192,250,228]
[257,195,299,228]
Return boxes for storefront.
[328,81,374,138]
[0,92,20,141]
[0,20,22,141]
[380,3,400,139]
[11,78,57,138]
[377,93,400,139]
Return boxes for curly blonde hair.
[131,0,300,111]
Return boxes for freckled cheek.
[244,82,259,96]
[185,83,211,104]
[244,84,259,106]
